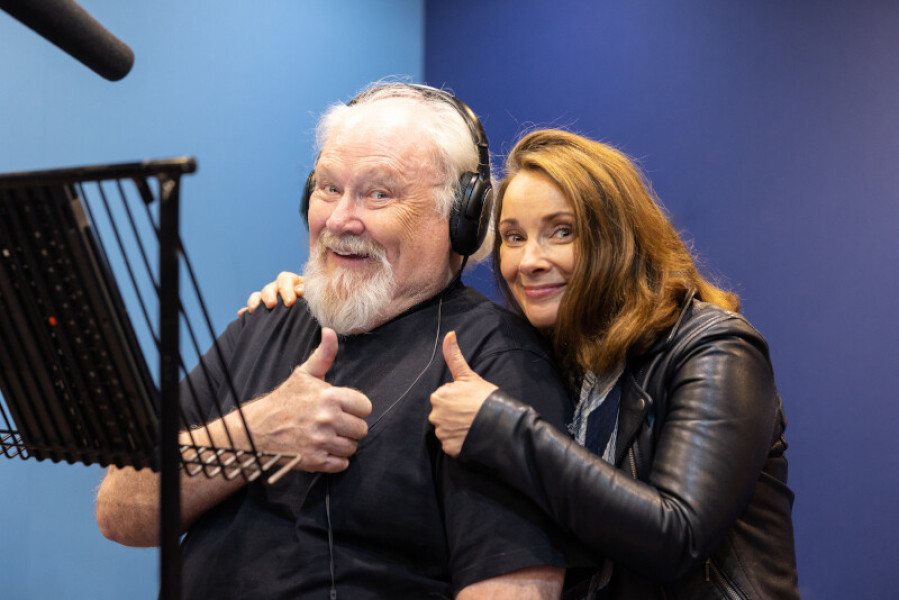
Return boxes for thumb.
[300,327,338,380]
[443,331,474,381]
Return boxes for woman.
[248,129,800,599]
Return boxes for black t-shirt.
[179,281,574,599]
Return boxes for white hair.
[315,83,481,219]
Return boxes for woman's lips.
[521,283,565,300]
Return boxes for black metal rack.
[0,158,297,599]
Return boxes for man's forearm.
[96,348,370,546]
[96,412,253,547]
[455,565,564,600]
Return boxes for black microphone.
[0,0,134,81]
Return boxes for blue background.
[0,1,424,597]
[2,1,897,598]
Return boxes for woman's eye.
[372,190,389,200]
[502,231,524,244]
[553,225,573,239]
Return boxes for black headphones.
[300,84,492,257]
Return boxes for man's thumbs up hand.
[299,326,339,380]
[244,327,372,473]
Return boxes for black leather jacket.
[459,299,800,599]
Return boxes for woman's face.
[498,170,577,331]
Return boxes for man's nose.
[326,194,365,235]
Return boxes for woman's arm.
[451,331,778,582]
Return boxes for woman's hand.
[239,271,304,315]
[429,331,498,457]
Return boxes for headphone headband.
[301,83,492,257]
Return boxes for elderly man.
[96,83,575,599]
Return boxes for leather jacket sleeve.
[457,321,780,582]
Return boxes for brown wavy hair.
[492,129,739,376]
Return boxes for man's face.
[303,99,454,333]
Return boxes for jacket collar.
[613,291,697,465]
[615,369,651,465]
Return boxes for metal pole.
[158,174,182,600]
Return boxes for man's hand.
[429,331,498,457]
[244,327,371,472]
[97,328,369,546]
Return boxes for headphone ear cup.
[450,171,492,256]
[300,169,315,226]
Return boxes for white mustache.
[318,231,387,262]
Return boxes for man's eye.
[372,190,389,200]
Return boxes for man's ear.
[449,251,465,274]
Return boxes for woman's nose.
[519,239,550,274]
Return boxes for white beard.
[303,231,395,334]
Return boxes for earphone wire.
[364,294,443,433]
[324,293,444,599]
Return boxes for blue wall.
[3,1,897,597]
[425,1,899,597]
[0,1,424,597]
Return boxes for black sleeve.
[178,316,245,428]
[458,330,779,582]
[439,346,585,591]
